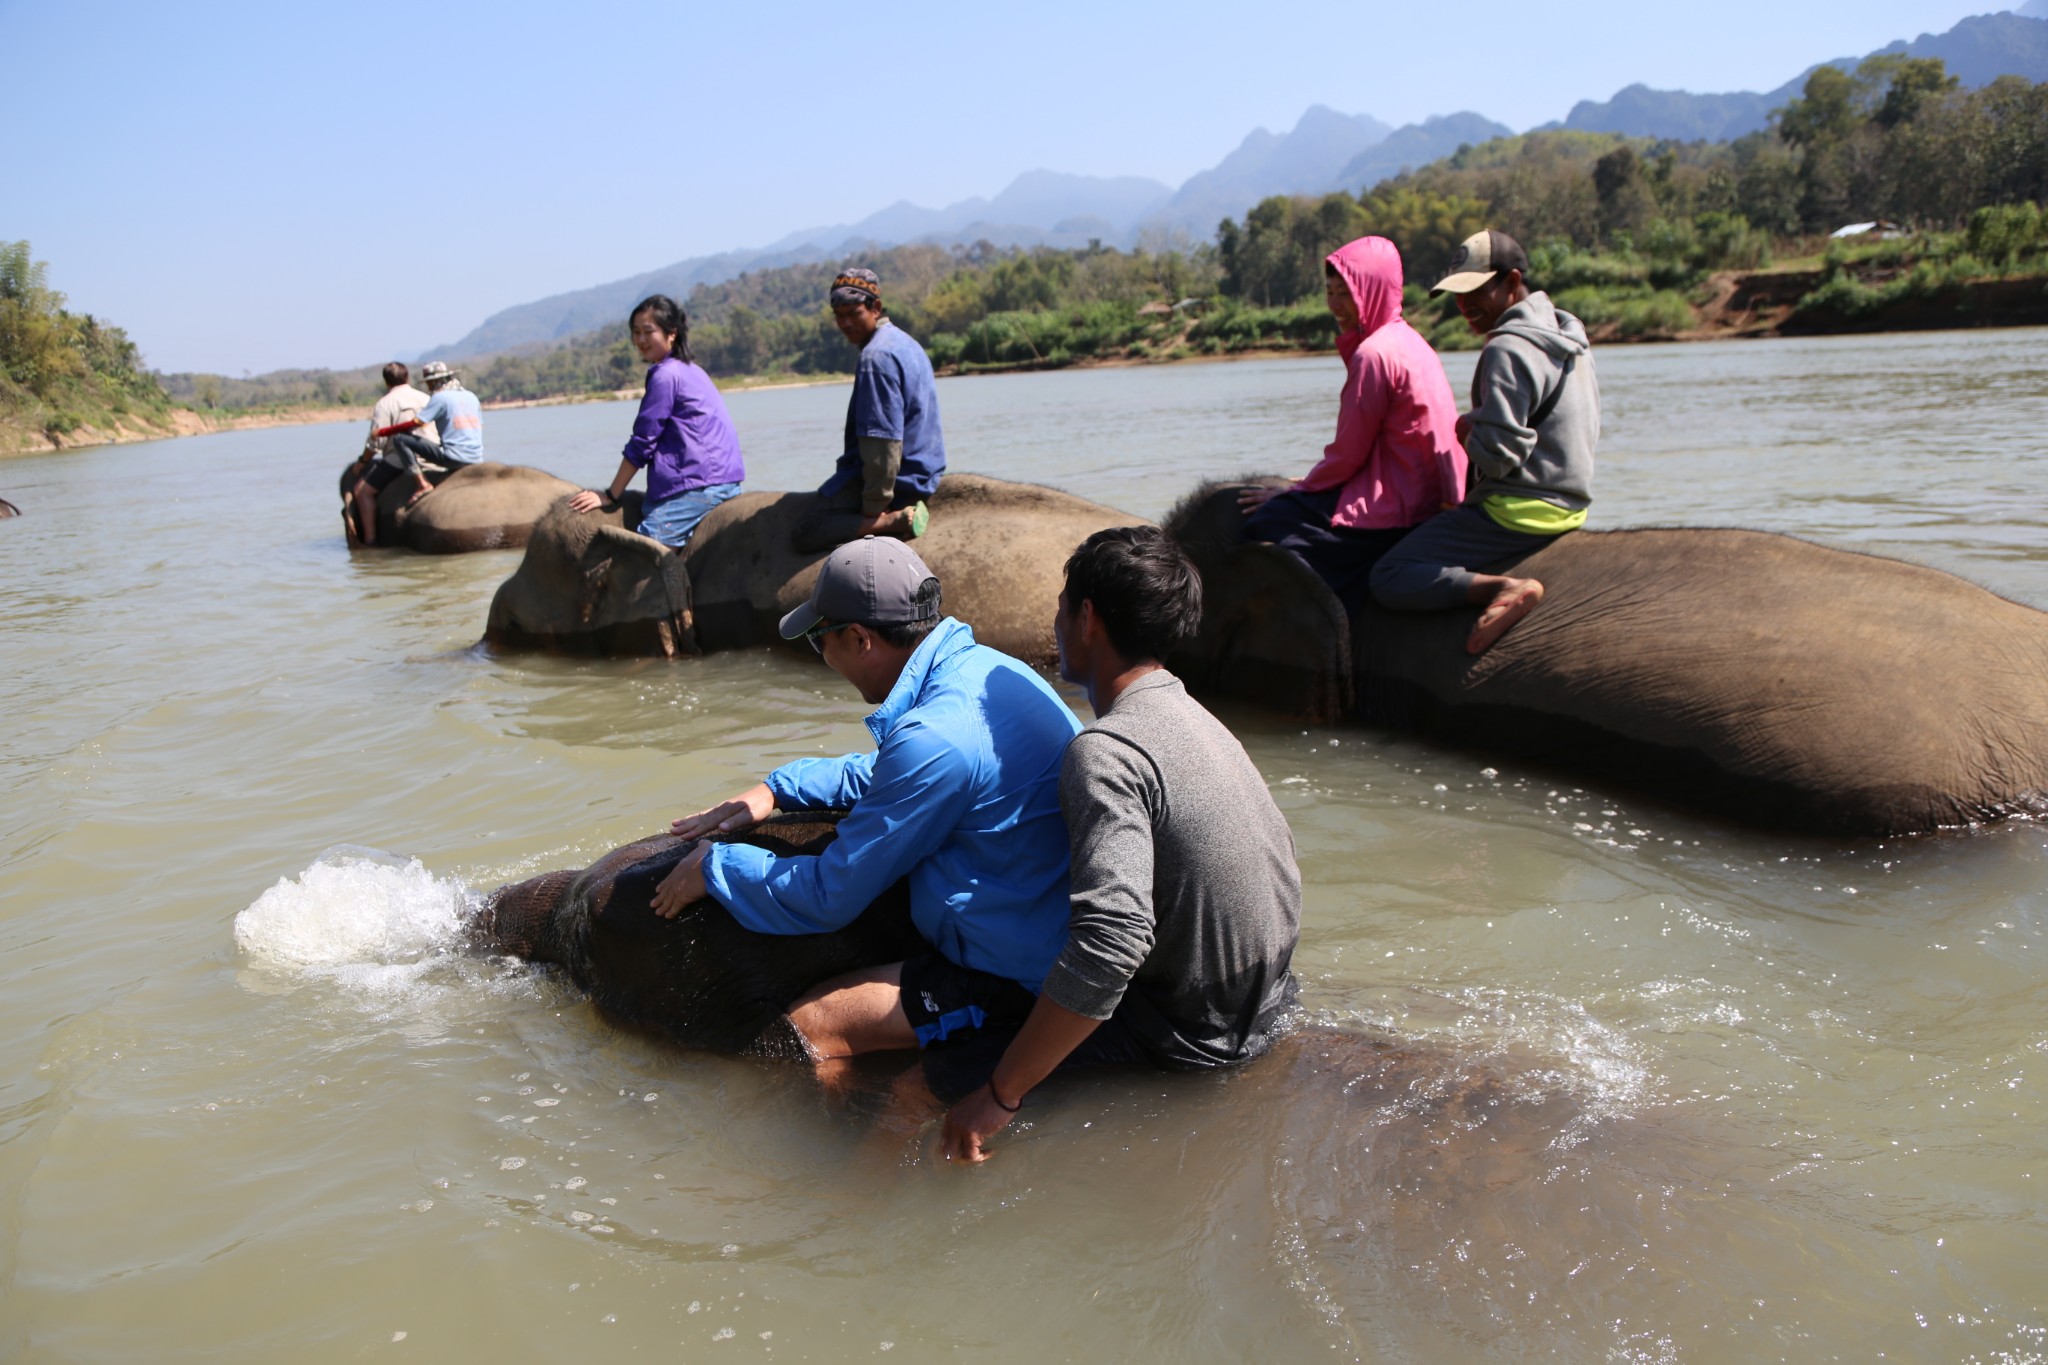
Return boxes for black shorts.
[898,952,1151,1101]
[898,952,1037,1049]
[363,459,410,492]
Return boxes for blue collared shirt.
[821,319,946,501]
[702,617,1080,990]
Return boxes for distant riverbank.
[10,278,2045,459]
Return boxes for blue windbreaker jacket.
[701,618,1081,990]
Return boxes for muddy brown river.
[3,330,2046,1362]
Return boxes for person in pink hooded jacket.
[1239,236,1465,611]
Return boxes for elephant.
[482,473,1147,664]
[0,496,19,518]
[468,820,1570,1128]
[338,458,578,554]
[470,816,924,1055]
[1165,479,2048,837]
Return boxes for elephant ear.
[1169,540,1353,725]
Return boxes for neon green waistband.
[1482,494,1588,535]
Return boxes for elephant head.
[1162,479,1354,725]
[470,817,923,1054]
[483,492,699,656]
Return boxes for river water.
[4,331,2047,1362]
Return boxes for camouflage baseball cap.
[1431,230,1531,295]
[419,360,458,385]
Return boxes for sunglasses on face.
[805,620,855,654]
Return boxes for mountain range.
[428,9,2048,361]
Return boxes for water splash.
[233,845,475,990]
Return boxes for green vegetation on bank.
[20,58,2048,443]
[1,240,176,448]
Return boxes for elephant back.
[1353,527,2048,834]
[682,473,1148,663]
[401,462,580,554]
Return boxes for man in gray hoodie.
[1369,230,1600,653]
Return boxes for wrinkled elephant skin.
[484,474,1147,665]
[1169,480,2048,836]
[469,817,924,1053]
[339,459,578,554]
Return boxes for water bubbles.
[499,1157,526,1171]
[564,1176,587,1191]
[721,1243,741,1257]
[534,1098,560,1107]
[713,1327,735,1341]
[391,1331,407,1343]
[688,1302,702,1314]
[233,849,469,983]
[569,1211,594,1223]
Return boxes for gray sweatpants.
[1369,505,1560,610]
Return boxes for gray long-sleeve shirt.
[1042,671,1301,1068]
[1464,290,1600,513]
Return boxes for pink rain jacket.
[1295,237,1465,529]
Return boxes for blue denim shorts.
[637,481,742,548]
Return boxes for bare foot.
[1467,578,1544,654]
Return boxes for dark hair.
[629,294,694,364]
[1061,525,1202,663]
[382,361,409,387]
[873,577,942,649]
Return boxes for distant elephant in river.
[0,496,19,519]
[482,473,1146,664]
[1167,479,2048,837]
[338,458,578,554]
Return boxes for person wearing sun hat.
[648,535,1082,1068]
[374,358,485,471]
[1367,229,1601,654]
[792,266,948,553]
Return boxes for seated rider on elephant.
[1369,230,1600,654]
[350,361,440,546]
[647,537,1087,1079]
[791,267,943,554]
[567,294,746,548]
[940,526,1303,1163]
[1239,236,1466,612]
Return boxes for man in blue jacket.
[649,537,1080,1063]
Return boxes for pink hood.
[1293,235,1465,529]
[1326,235,1405,342]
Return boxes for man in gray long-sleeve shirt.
[941,526,1301,1163]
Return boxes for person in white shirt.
[350,362,440,545]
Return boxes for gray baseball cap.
[779,536,941,638]
[1431,230,1531,295]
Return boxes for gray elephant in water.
[1167,479,2048,837]
[483,473,1146,664]
[0,496,19,518]
[338,459,578,554]
[471,820,1556,1133]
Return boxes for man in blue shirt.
[650,537,1079,1064]
[792,267,946,553]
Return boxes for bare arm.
[940,994,1104,1164]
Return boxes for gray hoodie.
[1464,291,1599,514]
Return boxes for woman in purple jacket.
[569,294,746,547]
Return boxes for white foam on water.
[234,846,475,989]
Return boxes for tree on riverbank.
[1,240,175,449]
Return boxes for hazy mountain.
[1329,112,1518,193]
[428,11,2048,361]
[432,171,1170,360]
[1556,12,2048,142]
[1139,105,1393,237]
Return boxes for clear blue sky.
[0,0,2005,375]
